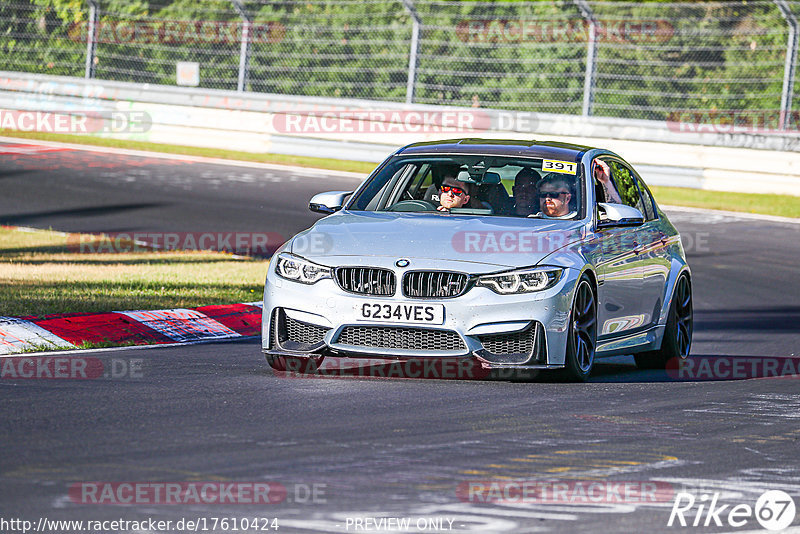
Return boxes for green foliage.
[1,0,797,120]
[34,0,85,23]
[1,0,85,76]
[607,160,641,209]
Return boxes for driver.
[437,177,472,211]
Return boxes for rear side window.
[624,162,658,221]
[635,178,657,220]
[606,160,658,221]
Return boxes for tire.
[634,274,693,370]
[265,354,324,373]
[560,277,598,382]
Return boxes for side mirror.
[597,203,645,228]
[309,191,352,214]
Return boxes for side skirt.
[595,325,665,358]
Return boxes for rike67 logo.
[668,490,796,531]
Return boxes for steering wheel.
[387,200,437,212]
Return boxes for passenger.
[593,158,622,204]
[511,167,541,216]
[477,182,512,215]
[533,173,577,219]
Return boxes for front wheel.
[634,274,693,370]
[561,277,597,382]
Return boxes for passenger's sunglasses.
[539,191,569,200]
[440,185,466,196]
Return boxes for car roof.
[395,138,595,161]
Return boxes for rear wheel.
[265,354,324,373]
[561,277,597,382]
[634,274,692,369]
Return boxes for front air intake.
[337,326,466,351]
[272,308,330,352]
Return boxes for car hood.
[288,211,586,270]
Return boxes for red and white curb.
[0,143,72,155]
[0,302,263,355]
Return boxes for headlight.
[475,266,563,294]
[274,253,331,284]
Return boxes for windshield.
[348,155,584,219]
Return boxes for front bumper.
[262,265,580,368]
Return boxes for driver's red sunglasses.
[440,185,465,196]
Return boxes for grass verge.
[2,130,799,218]
[649,186,800,219]
[0,226,267,317]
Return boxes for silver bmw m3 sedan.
[262,139,693,381]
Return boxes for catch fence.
[3,0,800,125]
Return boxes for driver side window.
[407,164,433,199]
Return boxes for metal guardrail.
[2,71,800,196]
[3,70,800,152]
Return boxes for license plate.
[354,302,445,325]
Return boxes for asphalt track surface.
[2,142,800,533]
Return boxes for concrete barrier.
[2,71,800,196]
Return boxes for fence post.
[401,0,421,104]
[231,0,251,92]
[84,0,99,79]
[775,0,798,129]
[574,0,597,117]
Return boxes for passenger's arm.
[594,159,622,204]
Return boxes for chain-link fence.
[3,0,800,124]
